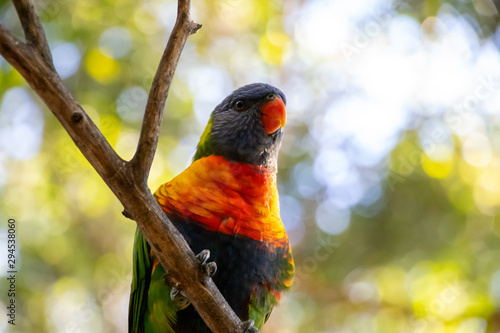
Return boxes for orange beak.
[261,97,286,134]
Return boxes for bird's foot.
[170,286,190,310]
[196,249,217,279]
[242,320,259,333]
[161,249,216,309]
[163,273,190,310]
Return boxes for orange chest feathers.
[154,155,287,244]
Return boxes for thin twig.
[12,0,54,68]
[131,0,201,184]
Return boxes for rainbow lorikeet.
[129,83,294,333]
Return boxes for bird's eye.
[266,93,275,100]
[234,100,245,111]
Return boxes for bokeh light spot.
[116,86,147,123]
[52,43,81,79]
[0,88,44,160]
[259,32,290,65]
[422,154,453,179]
[85,49,119,83]
[99,26,132,59]
[315,200,351,235]
[462,133,492,167]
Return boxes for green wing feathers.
[129,228,151,333]
[129,228,177,333]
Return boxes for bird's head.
[194,83,286,173]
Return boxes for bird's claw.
[196,249,211,264]
[163,273,190,310]
[161,250,217,308]
[242,319,259,333]
[170,286,190,310]
[202,261,217,277]
[196,249,217,278]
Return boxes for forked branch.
[12,0,53,67]
[0,1,249,332]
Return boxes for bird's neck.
[192,119,282,173]
[154,155,287,244]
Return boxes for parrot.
[129,83,294,333]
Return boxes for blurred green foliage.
[1,0,500,332]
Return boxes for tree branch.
[0,1,249,332]
[131,0,201,185]
[12,0,54,68]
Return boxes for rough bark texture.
[0,0,250,332]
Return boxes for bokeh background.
[1,0,500,332]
